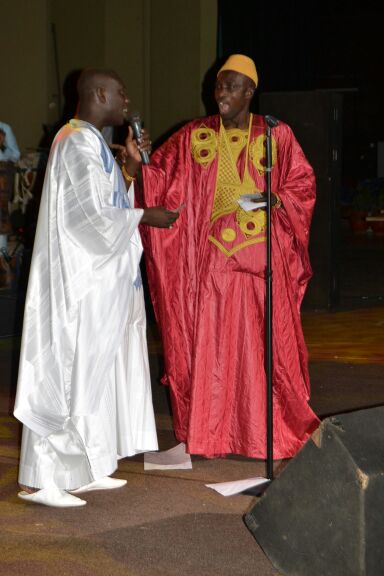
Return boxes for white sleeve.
[56,129,143,263]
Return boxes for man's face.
[214,71,254,125]
[103,76,129,126]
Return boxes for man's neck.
[221,111,251,130]
[76,109,105,131]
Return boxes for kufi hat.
[218,54,258,87]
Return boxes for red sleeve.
[274,123,316,253]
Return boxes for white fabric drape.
[14,120,158,489]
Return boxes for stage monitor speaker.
[244,406,384,576]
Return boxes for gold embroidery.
[209,115,267,256]
[238,209,266,236]
[191,126,218,166]
[211,119,257,224]
[226,130,248,154]
[193,117,274,257]
[208,235,266,257]
[249,134,277,174]
[221,227,236,242]
[190,123,278,173]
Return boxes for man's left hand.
[255,193,281,209]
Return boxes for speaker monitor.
[244,407,384,576]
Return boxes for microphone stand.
[264,114,278,481]
[240,114,279,497]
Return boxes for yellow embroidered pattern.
[191,126,218,166]
[209,115,267,256]
[208,234,267,257]
[211,123,256,223]
[238,209,266,237]
[249,134,277,174]
[190,123,277,174]
[221,228,236,242]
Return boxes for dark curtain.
[217,0,315,93]
[217,0,384,169]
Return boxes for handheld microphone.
[128,112,150,165]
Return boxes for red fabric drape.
[141,114,319,459]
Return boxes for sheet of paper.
[238,193,267,212]
[205,476,269,496]
[144,442,193,470]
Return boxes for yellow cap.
[218,54,258,87]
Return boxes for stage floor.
[0,302,383,576]
[0,226,383,575]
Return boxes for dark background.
[217,0,384,184]
[217,1,384,310]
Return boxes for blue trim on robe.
[71,120,142,289]
[87,123,131,209]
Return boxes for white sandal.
[70,477,127,494]
[18,487,87,508]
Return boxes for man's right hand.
[141,206,180,229]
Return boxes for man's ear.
[96,86,106,104]
[245,86,255,100]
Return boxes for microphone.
[265,115,279,128]
[128,112,150,165]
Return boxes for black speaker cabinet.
[244,407,384,576]
[259,90,343,310]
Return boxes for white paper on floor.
[144,442,193,470]
[205,476,269,496]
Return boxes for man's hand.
[111,126,152,178]
[141,206,181,229]
[261,192,279,207]
[125,125,152,163]
[252,193,281,209]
